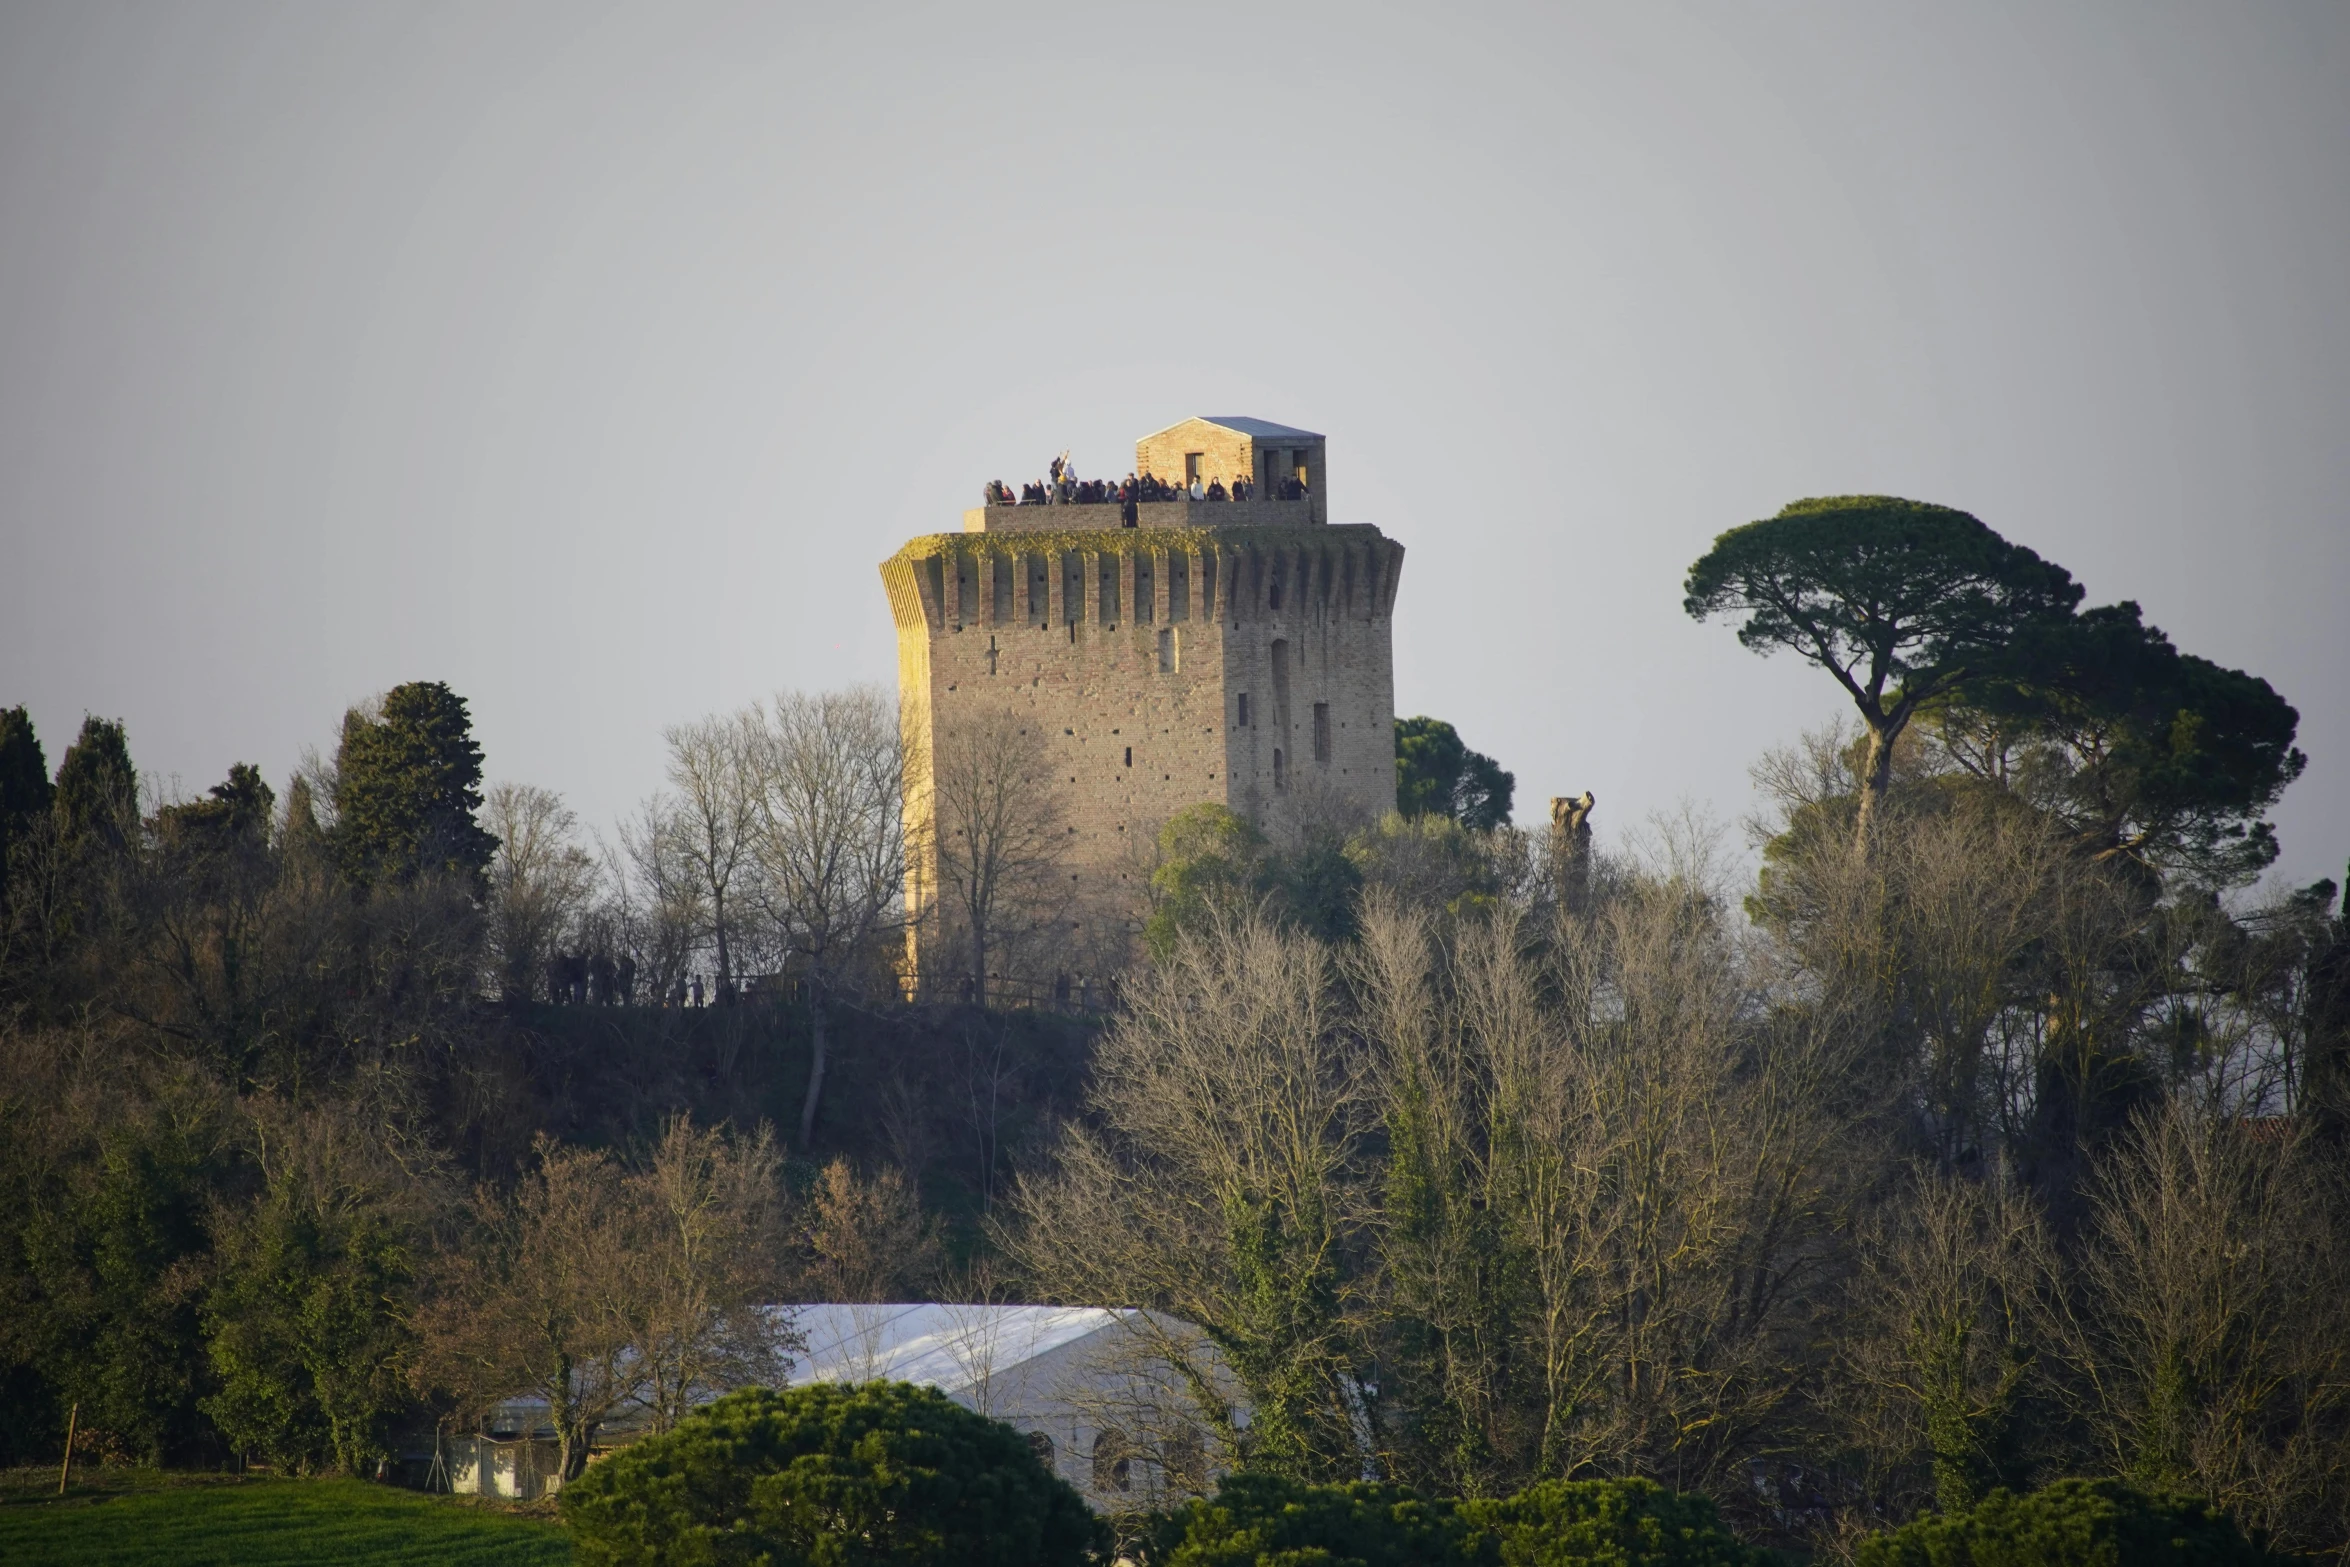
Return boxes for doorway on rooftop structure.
[1185,453,1204,485]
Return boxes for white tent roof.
[784,1302,1131,1395]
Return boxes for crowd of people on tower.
[983,453,1308,523]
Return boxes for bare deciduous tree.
[1007,912,1370,1481]
[921,711,1067,1005]
[415,1138,646,1481]
[747,687,905,1148]
[618,796,708,1005]
[415,1120,795,1476]
[482,782,599,1001]
[800,1158,939,1303]
[661,712,763,1000]
[632,1115,798,1432]
[1831,1170,2054,1514]
[2055,1102,2350,1555]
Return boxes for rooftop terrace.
[963,496,1317,533]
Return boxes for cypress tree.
[331,681,498,891]
[0,706,51,902]
[52,715,137,851]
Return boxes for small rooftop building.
[1135,416,1327,524]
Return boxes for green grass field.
[0,1469,572,1566]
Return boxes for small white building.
[442,1425,565,1500]
[440,1302,1244,1510]
[787,1302,1244,1510]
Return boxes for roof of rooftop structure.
[1203,416,1322,440]
[1140,415,1324,443]
[786,1302,1132,1394]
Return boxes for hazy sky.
[2,3,2344,884]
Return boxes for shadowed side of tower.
[881,419,1403,994]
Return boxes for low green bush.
[1461,1477,1780,1566]
[1151,1472,1777,1567]
[558,1382,1100,1567]
[1852,1478,2285,1567]
[1150,1473,1479,1567]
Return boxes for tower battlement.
[882,421,1400,988]
[884,525,1402,635]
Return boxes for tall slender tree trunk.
[970,912,988,1009]
[1854,719,1898,854]
[798,980,829,1149]
[551,1360,587,1482]
[713,891,733,1005]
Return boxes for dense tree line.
[0,683,982,1480]
[0,492,2341,1562]
[1004,496,2347,1556]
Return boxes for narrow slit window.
[1123,746,1132,768]
[1313,702,1331,762]
[1157,628,1176,673]
[1274,747,1286,790]
[1237,693,1250,728]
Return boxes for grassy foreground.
[0,1468,571,1566]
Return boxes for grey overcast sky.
[2,2,2344,883]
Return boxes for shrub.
[1461,1478,1781,1566]
[1152,1473,1778,1567]
[1152,1472,1480,1567]
[1852,1478,2285,1567]
[558,1381,1100,1567]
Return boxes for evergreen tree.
[331,682,497,891]
[1395,716,1514,830]
[1934,601,2304,884]
[157,763,274,850]
[1684,496,2083,850]
[0,705,51,907]
[561,1383,1100,1567]
[52,715,137,852]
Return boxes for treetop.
[1684,495,2084,717]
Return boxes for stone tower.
[881,417,1404,986]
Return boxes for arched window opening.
[1093,1428,1133,1493]
[1160,1427,1209,1494]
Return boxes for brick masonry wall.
[882,522,1402,977]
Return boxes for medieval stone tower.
[881,417,1404,986]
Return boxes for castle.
[880,417,1405,990]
